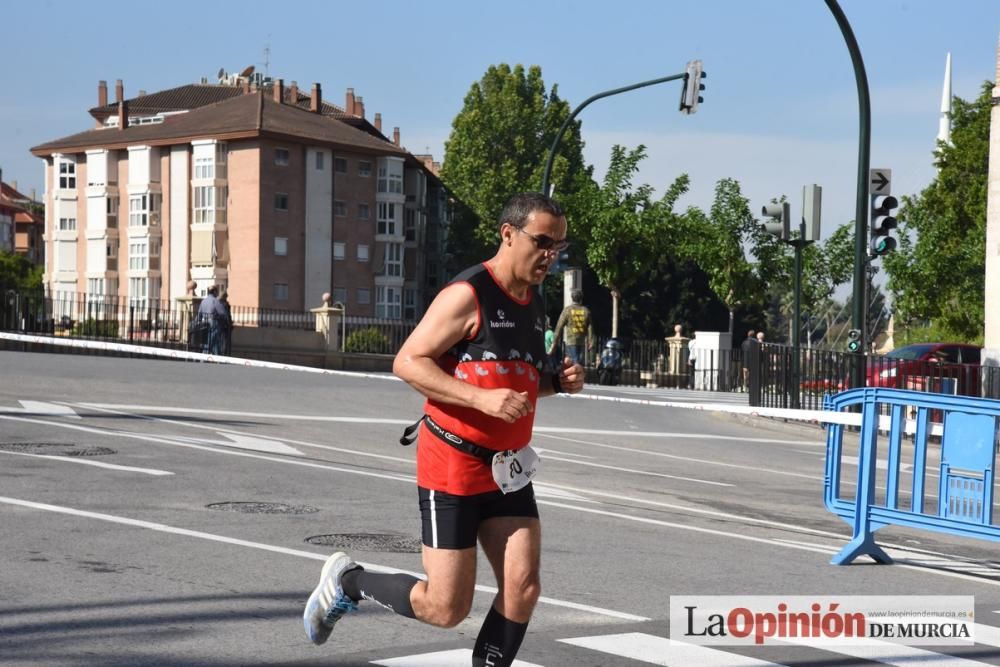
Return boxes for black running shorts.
[418,483,539,549]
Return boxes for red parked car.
[866,342,981,395]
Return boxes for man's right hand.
[475,389,533,423]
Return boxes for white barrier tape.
[0,331,402,383]
[1,331,870,426]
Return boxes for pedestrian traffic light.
[869,194,898,257]
[679,59,706,115]
[761,202,790,241]
[847,329,862,353]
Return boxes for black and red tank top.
[417,262,549,494]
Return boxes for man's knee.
[507,569,541,608]
[424,595,473,628]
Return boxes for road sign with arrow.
[870,168,892,196]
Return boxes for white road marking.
[560,633,782,666]
[778,636,992,666]
[7,413,1000,589]
[0,449,173,475]
[530,447,594,458]
[69,402,415,465]
[372,649,543,666]
[539,453,734,487]
[166,432,303,456]
[532,484,593,502]
[0,495,648,622]
[536,432,818,479]
[0,401,82,419]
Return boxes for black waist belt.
[400,415,496,465]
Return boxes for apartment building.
[30,75,451,318]
[0,175,43,263]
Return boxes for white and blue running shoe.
[303,551,359,645]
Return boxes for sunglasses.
[515,227,570,252]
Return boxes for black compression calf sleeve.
[341,568,418,619]
[472,604,529,667]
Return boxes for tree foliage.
[440,63,590,259]
[0,250,43,292]
[883,81,992,342]
[571,145,686,335]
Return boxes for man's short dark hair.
[571,289,583,304]
[207,285,219,297]
[498,192,564,231]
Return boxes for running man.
[303,192,586,666]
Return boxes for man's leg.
[471,515,541,666]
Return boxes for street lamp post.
[824,0,871,389]
[540,64,702,197]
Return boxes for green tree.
[883,81,992,342]
[572,145,685,337]
[679,178,774,336]
[0,250,43,292]
[440,63,590,255]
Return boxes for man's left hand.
[559,356,585,394]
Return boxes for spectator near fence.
[196,286,229,355]
[741,329,757,391]
[550,289,593,365]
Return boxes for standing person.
[197,286,227,355]
[740,329,757,391]
[757,331,765,344]
[302,192,586,667]
[218,291,233,355]
[549,289,593,366]
[543,317,558,369]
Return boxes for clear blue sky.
[2,0,998,240]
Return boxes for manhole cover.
[206,501,319,515]
[305,533,423,553]
[0,442,116,457]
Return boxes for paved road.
[1,351,999,666]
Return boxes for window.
[377,161,403,194]
[194,155,214,179]
[273,283,289,300]
[404,288,417,320]
[274,237,288,256]
[357,288,370,305]
[334,157,348,173]
[129,277,147,301]
[107,240,117,258]
[377,202,399,235]
[358,203,370,219]
[58,217,77,231]
[384,242,403,277]
[128,193,159,227]
[194,186,215,223]
[404,208,416,242]
[358,161,372,177]
[315,152,325,170]
[274,148,290,166]
[357,244,369,262]
[376,285,402,319]
[58,160,77,189]
[129,240,148,271]
[332,287,347,305]
[274,193,289,211]
[334,200,347,217]
[333,242,345,260]
[87,278,104,297]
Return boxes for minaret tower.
[938,52,952,148]
[983,38,1000,363]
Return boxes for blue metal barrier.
[824,387,999,565]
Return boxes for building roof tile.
[33,92,406,156]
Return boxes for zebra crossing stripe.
[371,648,543,666]
[559,632,781,666]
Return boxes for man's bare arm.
[393,284,532,423]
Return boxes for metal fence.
[748,342,1000,409]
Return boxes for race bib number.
[491,446,539,494]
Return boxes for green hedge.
[343,327,390,354]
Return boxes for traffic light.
[761,202,790,241]
[679,59,706,115]
[869,194,898,257]
[549,249,570,274]
[847,329,862,353]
